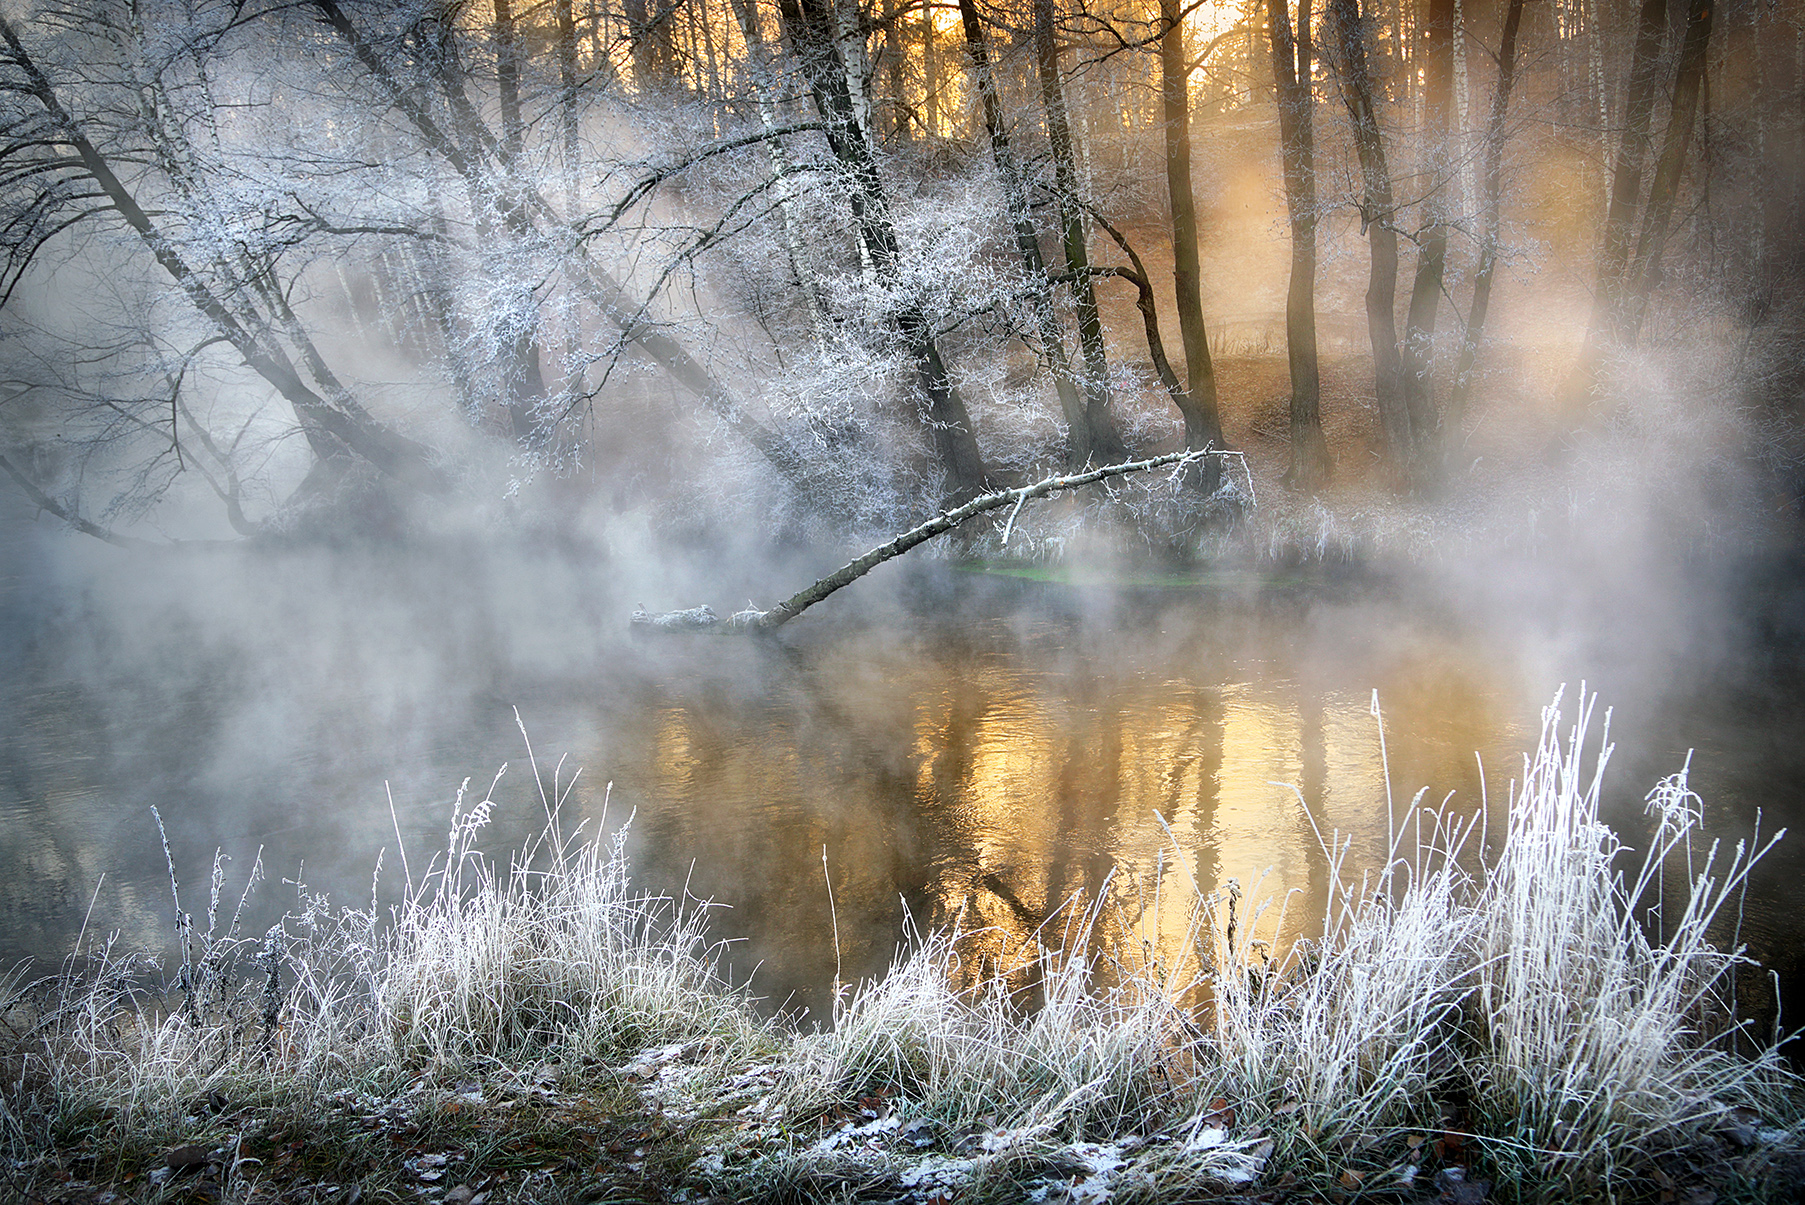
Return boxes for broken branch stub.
[629,449,1213,635]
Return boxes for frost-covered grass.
[0,749,774,1200]
[4,693,1801,1203]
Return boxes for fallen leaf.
[444,1187,474,1205]
[1338,1169,1363,1189]
[1204,1096,1237,1128]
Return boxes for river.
[2,529,1801,1030]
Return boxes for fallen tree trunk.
[632,449,1214,635]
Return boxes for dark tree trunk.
[881,0,907,142]
[556,0,581,173]
[959,0,1089,469]
[626,0,673,89]
[1088,213,1195,443]
[1400,0,1454,460]
[1267,0,1330,489]
[493,0,548,444]
[780,0,989,499]
[1326,0,1411,469]
[1564,0,1667,407]
[1620,0,1714,344]
[1447,0,1525,437]
[1160,0,1225,491]
[1035,0,1128,463]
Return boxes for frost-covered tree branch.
[633,448,1216,634]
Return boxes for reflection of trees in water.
[517,581,1805,1054]
[2,584,1516,1008]
[0,679,153,961]
[622,616,1492,1016]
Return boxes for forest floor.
[12,1040,1799,1205]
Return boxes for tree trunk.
[1620,0,1714,345]
[1400,0,1454,462]
[921,0,941,135]
[1035,0,1129,463]
[626,0,674,89]
[958,0,1089,468]
[1446,0,1525,439]
[1160,0,1225,491]
[1563,0,1666,407]
[1088,212,1199,446]
[1327,0,1410,468]
[881,0,907,142]
[1267,0,1330,489]
[780,0,989,499]
[493,0,549,444]
[734,0,832,341]
[556,0,581,176]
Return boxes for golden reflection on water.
[621,607,1525,1013]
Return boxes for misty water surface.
[3,529,1802,1024]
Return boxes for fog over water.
[5,512,1801,1028]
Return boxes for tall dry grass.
[0,740,769,1169]
[714,689,1798,1200]
[3,691,1797,1201]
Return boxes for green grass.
[3,691,1800,1203]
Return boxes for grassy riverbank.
[4,693,1801,1204]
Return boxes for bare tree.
[1324,0,1411,471]
[1035,0,1129,464]
[1618,0,1715,345]
[1399,0,1453,460]
[1446,0,1525,438]
[778,0,991,499]
[1563,0,1668,410]
[1267,0,1330,488]
[958,0,1090,469]
[1159,0,1226,490]
[491,0,552,443]
[0,7,448,508]
[311,0,824,493]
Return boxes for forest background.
[0,0,1792,562]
